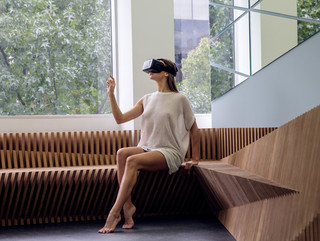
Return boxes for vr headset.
[142,59,178,76]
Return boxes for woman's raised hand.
[106,75,116,96]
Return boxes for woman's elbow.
[114,117,125,125]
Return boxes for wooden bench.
[2,109,319,241]
[0,128,275,227]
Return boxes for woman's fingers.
[106,75,116,94]
[185,160,199,170]
[108,75,115,85]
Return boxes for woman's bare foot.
[122,204,136,229]
[98,212,121,233]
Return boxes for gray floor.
[0,216,236,241]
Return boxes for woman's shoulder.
[142,92,156,99]
[175,92,189,102]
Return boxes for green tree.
[209,2,234,99]
[297,0,320,43]
[0,0,112,115]
[178,37,211,114]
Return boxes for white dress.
[138,91,195,174]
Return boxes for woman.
[98,58,200,233]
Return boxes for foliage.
[0,0,112,115]
[209,3,234,99]
[178,38,211,114]
[297,0,320,43]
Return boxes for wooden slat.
[0,130,133,169]
[1,128,277,169]
[215,127,276,160]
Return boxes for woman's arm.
[185,120,200,169]
[107,75,143,124]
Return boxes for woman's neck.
[156,78,171,92]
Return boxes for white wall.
[211,32,320,128]
[130,0,175,130]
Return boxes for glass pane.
[211,67,247,100]
[250,11,299,74]
[209,0,234,6]
[209,4,241,38]
[174,18,210,82]
[233,13,250,77]
[0,0,112,115]
[178,38,211,114]
[253,0,320,22]
[298,21,320,44]
[297,0,320,21]
[234,0,250,8]
[210,12,250,76]
[174,0,211,114]
[210,26,234,70]
[210,67,234,100]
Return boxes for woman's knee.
[125,156,138,170]
[117,148,129,165]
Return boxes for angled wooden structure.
[194,105,319,241]
[195,162,297,211]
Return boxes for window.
[0,0,112,115]
[174,0,320,108]
[174,0,211,114]
[208,0,320,99]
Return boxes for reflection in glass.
[253,0,320,22]
[210,12,250,76]
[297,0,320,21]
[250,12,298,74]
[211,67,233,100]
[209,4,237,40]
[210,24,234,70]
[298,21,320,44]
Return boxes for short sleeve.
[181,94,195,130]
[141,93,151,110]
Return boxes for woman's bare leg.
[98,151,168,233]
[116,147,144,228]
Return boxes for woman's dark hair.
[158,58,179,92]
